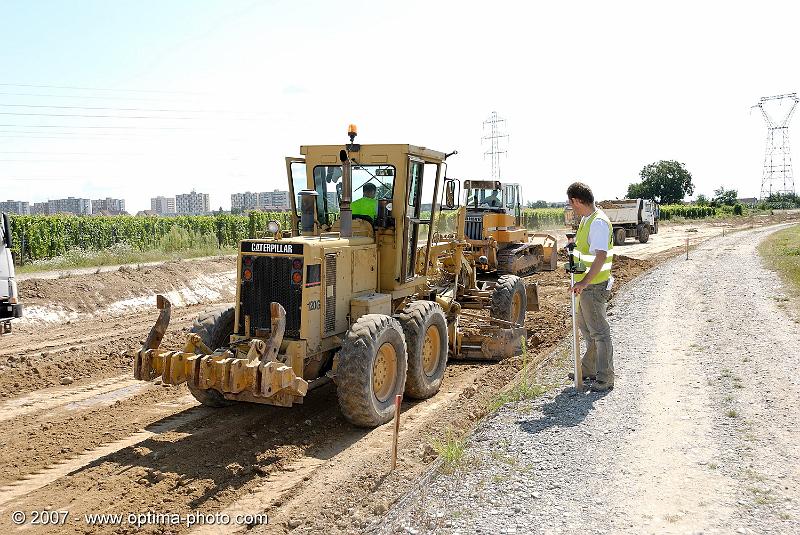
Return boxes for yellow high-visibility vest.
[351,196,377,218]
[572,209,614,284]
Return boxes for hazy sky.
[1,0,798,211]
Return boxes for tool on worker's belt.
[565,233,587,392]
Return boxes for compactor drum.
[135,127,536,427]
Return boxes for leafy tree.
[712,186,738,206]
[695,194,708,206]
[626,160,694,204]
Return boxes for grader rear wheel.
[491,275,526,325]
[396,301,448,399]
[336,314,408,427]
[187,306,236,408]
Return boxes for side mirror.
[1,213,12,249]
[443,179,460,210]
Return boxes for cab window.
[312,164,395,224]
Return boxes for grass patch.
[490,451,518,466]
[430,428,467,474]
[708,462,719,470]
[486,349,549,412]
[759,224,800,308]
[749,487,777,505]
[726,408,738,418]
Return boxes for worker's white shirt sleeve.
[588,218,610,254]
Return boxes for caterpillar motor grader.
[463,180,558,276]
[134,127,537,427]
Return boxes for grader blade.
[457,326,528,361]
[529,233,558,271]
[134,298,307,406]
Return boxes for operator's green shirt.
[351,196,378,218]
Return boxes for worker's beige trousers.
[576,282,614,384]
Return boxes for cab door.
[401,158,441,282]
[285,157,307,237]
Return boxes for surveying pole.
[565,233,586,392]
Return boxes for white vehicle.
[0,213,22,334]
[565,199,659,245]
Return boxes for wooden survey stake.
[391,394,402,470]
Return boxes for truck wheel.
[491,275,526,325]
[336,314,408,427]
[638,224,650,244]
[396,301,448,400]
[614,228,627,246]
[188,306,236,408]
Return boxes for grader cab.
[463,180,558,276]
[135,127,537,427]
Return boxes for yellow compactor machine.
[134,127,539,427]
[463,180,557,276]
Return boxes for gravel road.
[379,223,800,535]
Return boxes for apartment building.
[257,190,290,211]
[92,197,126,215]
[231,192,259,212]
[0,200,30,215]
[150,196,176,215]
[175,191,210,215]
[48,197,91,216]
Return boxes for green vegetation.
[7,212,289,265]
[17,233,235,274]
[627,160,695,204]
[430,428,467,474]
[759,225,800,299]
[487,349,549,412]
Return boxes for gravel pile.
[376,224,800,535]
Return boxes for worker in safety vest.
[566,181,615,392]
[351,182,378,219]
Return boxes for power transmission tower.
[482,111,508,181]
[753,93,798,199]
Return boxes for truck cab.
[0,213,22,334]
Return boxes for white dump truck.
[564,198,659,245]
[0,212,22,334]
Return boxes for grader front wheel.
[396,301,448,400]
[491,275,527,325]
[336,314,408,427]
[187,306,236,408]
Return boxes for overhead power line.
[0,111,195,120]
[0,103,268,116]
[0,82,204,95]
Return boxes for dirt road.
[0,218,788,534]
[380,222,800,534]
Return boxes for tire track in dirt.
[0,402,209,507]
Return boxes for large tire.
[336,314,408,427]
[188,306,235,407]
[638,224,650,243]
[614,228,627,246]
[395,301,448,400]
[491,275,526,325]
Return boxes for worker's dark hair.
[363,182,377,193]
[566,182,594,205]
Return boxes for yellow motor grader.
[134,127,537,427]
[462,180,558,276]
